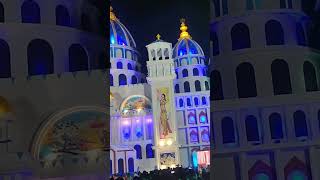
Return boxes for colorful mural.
[120,95,152,117]
[157,87,172,139]
[39,111,107,161]
[160,152,176,166]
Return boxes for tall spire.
[179,18,191,40]
[110,6,117,21]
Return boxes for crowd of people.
[109,166,210,180]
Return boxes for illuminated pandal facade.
[109,7,210,175]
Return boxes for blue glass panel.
[189,115,196,124]
[200,115,207,123]
[178,40,187,56]
[114,22,127,46]
[192,152,198,168]
[294,110,308,137]
[202,97,207,105]
[245,115,260,141]
[118,159,124,175]
[221,117,236,144]
[179,99,184,107]
[134,145,142,159]
[194,98,199,106]
[128,158,134,173]
[146,144,154,158]
[110,24,115,44]
[188,40,199,55]
[269,113,284,139]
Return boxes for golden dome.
[179,18,192,40]
[110,6,117,21]
[0,96,11,118]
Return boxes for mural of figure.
[157,89,172,138]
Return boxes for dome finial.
[110,6,117,21]
[156,34,161,40]
[179,18,191,40]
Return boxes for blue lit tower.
[210,0,320,180]
[110,7,145,87]
[173,19,210,168]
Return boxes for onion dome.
[173,19,204,58]
[110,6,136,48]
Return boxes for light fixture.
[166,139,173,146]
[159,141,165,147]
[160,165,167,169]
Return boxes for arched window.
[303,61,318,92]
[118,159,124,175]
[81,13,91,32]
[175,71,179,78]
[245,115,260,142]
[179,99,184,107]
[296,23,306,46]
[222,0,228,14]
[195,80,201,91]
[265,20,284,45]
[231,23,251,50]
[117,62,123,69]
[210,70,224,100]
[194,97,199,106]
[69,44,88,72]
[205,81,209,90]
[175,84,180,93]
[187,98,192,106]
[110,74,113,86]
[21,0,40,23]
[0,2,4,22]
[110,160,113,175]
[127,63,132,70]
[212,31,219,56]
[213,0,220,17]
[236,62,257,98]
[134,145,142,159]
[0,39,11,78]
[269,113,284,140]
[193,68,199,76]
[247,0,254,10]
[271,59,292,95]
[128,158,134,173]
[131,76,137,84]
[182,69,188,77]
[56,5,70,26]
[221,117,236,144]
[184,81,190,92]
[119,74,127,86]
[293,110,308,138]
[146,144,154,158]
[27,39,54,76]
[202,97,207,105]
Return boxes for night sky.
[111,0,210,72]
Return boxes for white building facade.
[210,0,320,180]
[109,8,210,175]
[0,0,108,179]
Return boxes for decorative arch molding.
[284,156,309,180]
[30,105,107,160]
[248,160,274,180]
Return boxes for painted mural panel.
[157,87,172,139]
[39,111,106,161]
[160,152,176,166]
[120,95,152,117]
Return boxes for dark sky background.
[111,0,210,72]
